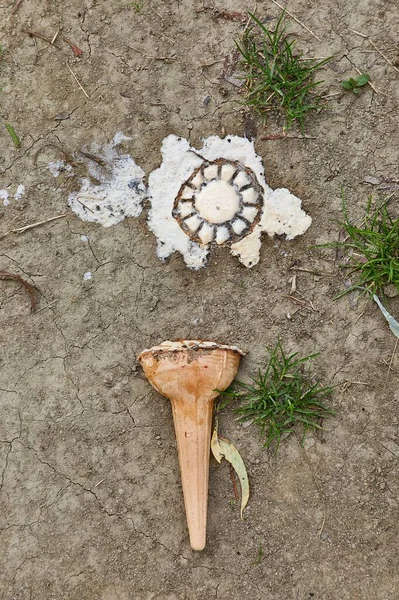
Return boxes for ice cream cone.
[138,340,244,550]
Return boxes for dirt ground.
[1,0,399,598]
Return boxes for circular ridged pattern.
[172,159,264,245]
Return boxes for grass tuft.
[220,340,334,451]
[318,197,399,297]
[5,122,21,148]
[236,11,331,132]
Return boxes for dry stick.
[76,199,95,214]
[0,270,37,311]
[21,28,61,48]
[11,0,24,15]
[290,266,335,276]
[261,132,316,140]
[34,299,58,313]
[270,0,321,42]
[66,62,90,98]
[349,28,399,74]
[51,27,60,45]
[243,1,258,33]
[0,213,68,238]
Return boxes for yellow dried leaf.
[211,421,250,518]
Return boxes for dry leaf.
[211,421,249,518]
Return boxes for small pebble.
[54,112,71,121]
[383,284,398,298]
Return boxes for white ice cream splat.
[0,190,10,206]
[1,184,25,206]
[14,185,25,200]
[67,133,146,227]
[147,135,312,269]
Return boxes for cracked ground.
[1,1,399,599]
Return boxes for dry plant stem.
[349,28,399,74]
[66,62,90,98]
[22,28,61,48]
[0,213,68,238]
[34,299,58,313]
[261,132,316,140]
[51,27,60,45]
[270,0,321,42]
[11,0,24,15]
[0,270,37,311]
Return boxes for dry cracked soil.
[1,1,399,599]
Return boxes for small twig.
[200,58,224,68]
[11,0,24,15]
[129,45,175,61]
[0,213,68,238]
[34,299,58,313]
[377,441,399,460]
[22,28,61,48]
[287,294,316,312]
[78,150,106,166]
[244,2,257,33]
[261,131,316,140]
[349,28,399,74]
[0,269,37,312]
[66,62,90,98]
[75,199,94,214]
[289,266,335,276]
[270,0,321,42]
[290,273,297,294]
[51,27,60,45]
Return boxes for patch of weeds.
[130,1,144,11]
[220,340,334,451]
[236,11,331,132]
[341,73,370,94]
[251,545,264,566]
[318,197,399,296]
